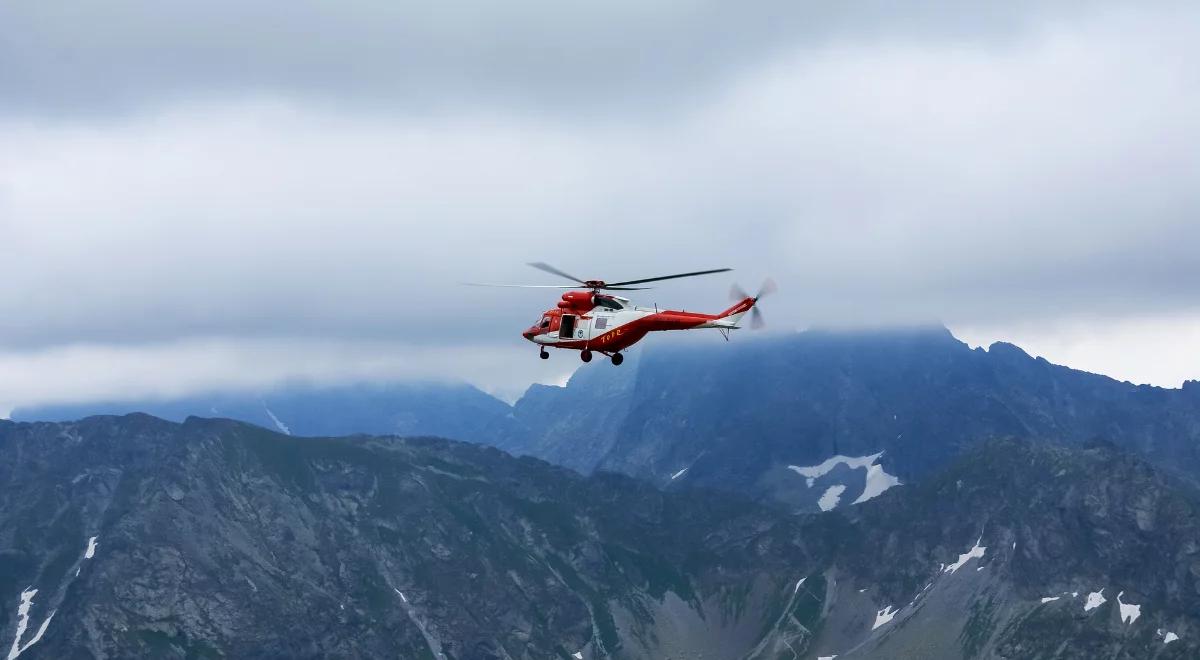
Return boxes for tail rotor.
[729,278,776,329]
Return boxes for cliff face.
[505,329,1200,511]
[3,415,1199,659]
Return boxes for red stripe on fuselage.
[553,306,745,351]
[525,297,756,352]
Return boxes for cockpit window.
[594,297,623,310]
[540,316,551,328]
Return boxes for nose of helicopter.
[522,328,536,341]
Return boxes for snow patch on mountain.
[853,462,903,504]
[1116,592,1140,624]
[7,589,35,660]
[787,452,901,509]
[944,538,986,574]
[790,453,881,479]
[818,485,846,511]
[1084,590,1106,612]
[872,605,897,630]
[85,536,98,559]
[264,407,291,435]
[7,588,54,660]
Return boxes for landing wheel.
[611,353,624,366]
[580,350,593,363]
[539,349,549,360]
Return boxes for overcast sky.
[2,1,1199,411]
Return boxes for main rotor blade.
[461,282,649,290]
[462,283,581,288]
[527,262,587,285]
[607,268,732,287]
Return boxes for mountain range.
[6,326,1200,658]
[12,381,520,445]
[1,415,1196,658]
[18,327,1200,513]
[501,327,1200,511]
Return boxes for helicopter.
[470,262,774,365]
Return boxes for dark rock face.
[820,438,1200,658]
[501,328,1200,509]
[2,415,1199,658]
[0,415,819,659]
[501,354,640,475]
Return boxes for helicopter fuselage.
[522,293,756,355]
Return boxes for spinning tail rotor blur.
[730,279,777,329]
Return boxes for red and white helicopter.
[472,262,774,365]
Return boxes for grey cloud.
[0,337,577,412]
[3,4,1200,352]
[2,1,1199,408]
[0,0,1130,118]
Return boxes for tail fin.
[715,297,756,326]
[719,297,756,319]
